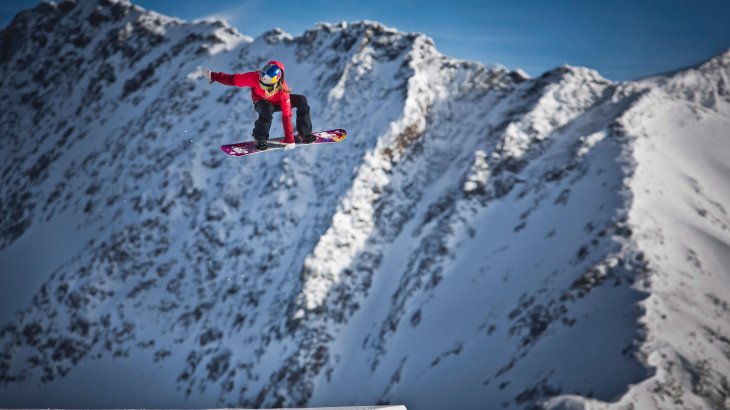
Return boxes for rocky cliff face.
[1,1,728,409]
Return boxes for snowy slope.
[546,50,730,410]
[1,1,729,409]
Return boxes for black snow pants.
[252,94,312,142]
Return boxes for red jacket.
[211,60,294,143]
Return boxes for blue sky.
[2,0,729,80]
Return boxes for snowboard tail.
[220,129,347,157]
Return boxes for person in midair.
[203,61,316,150]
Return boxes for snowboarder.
[203,61,316,150]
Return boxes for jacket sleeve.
[211,71,259,87]
[280,92,294,143]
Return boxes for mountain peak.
[644,46,730,111]
[256,27,293,44]
[694,46,730,73]
[534,64,612,88]
[305,20,425,46]
[313,20,402,35]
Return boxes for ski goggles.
[259,80,277,91]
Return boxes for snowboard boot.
[254,138,268,151]
[301,133,317,144]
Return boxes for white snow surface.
[0,1,729,409]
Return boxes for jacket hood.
[267,60,285,74]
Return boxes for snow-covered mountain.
[1,0,729,409]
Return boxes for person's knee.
[256,101,275,119]
[296,95,310,113]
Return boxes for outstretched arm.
[205,70,259,87]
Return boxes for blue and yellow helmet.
[259,63,282,90]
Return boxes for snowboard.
[220,129,347,157]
